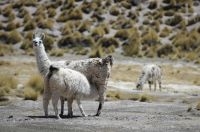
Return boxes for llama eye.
[39,41,41,44]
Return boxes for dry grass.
[50,49,65,57]
[0,74,18,98]
[24,87,38,101]
[26,74,44,94]
[106,90,155,102]
[0,44,14,56]
[196,102,200,110]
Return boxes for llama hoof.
[59,113,64,117]
[82,114,88,117]
[56,115,62,120]
[95,113,101,116]
[67,113,73,118]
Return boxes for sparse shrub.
[68,8,83,20]
[91,26,106,40]
[81,1,92,14]
[122,28,140,56]
[17,8,29,18]
[5,22,17,31]
[114,29,129,40]
[89,46,104,58]
[78,20,91,33]
[165,14,183,26]
[26,74,43,94]
[159,27,172,37]
[157,44,174,57]
[0,44,13,56]
[23,14,32,23]
[187,15,200,26]
[20,39,32,51]
[2,5,12,17]
[25,31,34,41]
[140,94,153,102]
[148,1,157,10]
[50,49,65,57]
[0,22,3,30]
[24,20,36,31]
[143,19,150,25]
[8,30,22,44]
[43,35,55,51]
[98,37,119,48]
[142,28,160,46]
[110,6,120,16]
[121,1,132,9]
[37,19,54,29]
[33,5,46,18]
[23,0,37,6]
[164,10,175,16]
[0,74,18,98]
[48,8,56,18]
[61,0,75,10]
[60,22,74,35]
[24,87,38,101]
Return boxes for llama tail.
[102,55,114,67]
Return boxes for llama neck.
[138,73,148,86]
[34,44,51,76]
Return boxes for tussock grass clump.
[165,14,183,26]
[0,44,13,56]
[0,31,9,44]
[91,26,106,40]
[148,0,157,10]
[43,35,55,51]
[37,19,54,29]
[8,30,22,44]
[2,5,12,17]
[114,29,129,40]
[5,22,19,31]
[78,20,91,33]
[121,1,132,9]
[24,20,36,31]
[17,8,29,18]
[24,87,38,101]
[47,8,56,18]
[98,37,119,48]
[89,46,104,58]
[139,94,154,102]
[0,74,18,98]
[159,27,172,37]
[57,8,82,22]
[142,28,160,46]
[61,0,75,10]
[50,49,65,57]
[33,5,46,18]
[173,30,200,51]
[20,39,32,51]
[122,28,140,56]
[157,44,174,57]
[106,90,140,100]
[110,6,120,16]
[164,10,175,17]
[26,74,44,94]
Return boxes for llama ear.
[41,33,45,40]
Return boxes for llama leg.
[67,98,74,118]
[43,89,51,117]
[96,85,106,116]
[76,99,87,117]
[52,93,61,119]
[158,79,162,92]
[60,96,65,117]
[154,81,157,91]
[148,81,151,91]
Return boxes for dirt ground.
[0,54,200,132]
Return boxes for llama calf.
[136,64,162,91]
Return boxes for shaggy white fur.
[44,65,98,118]
[32,32,113,117]
[136,64,162,91]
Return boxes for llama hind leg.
[96,85,106,116]
[76,99,87,117]
[154,81,157,91]
[148,81,152,91]
[60,96,65,117]
[43,89,51,117]
[67,98,74,118]
[52,93,61,119]
[158,79,162,91]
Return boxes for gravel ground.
[0,97,200,132]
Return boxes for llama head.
[32,32,45,47]
[136,82,143,90]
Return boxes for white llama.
[136,64,162,91]
[32,32,113,117]
[44,65,100,119]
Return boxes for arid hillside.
[0,0,200,63]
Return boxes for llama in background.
[136,64,162,91]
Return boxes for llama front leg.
[148,81,151,91]
[158,79,162,92]
[76,99,87,117]
[60,96,65,117]
[43,88,51,117]
[52,93,61,119]
[67,98,74,118]
[96,85,106,116]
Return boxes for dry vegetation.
[0,0,199,63]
